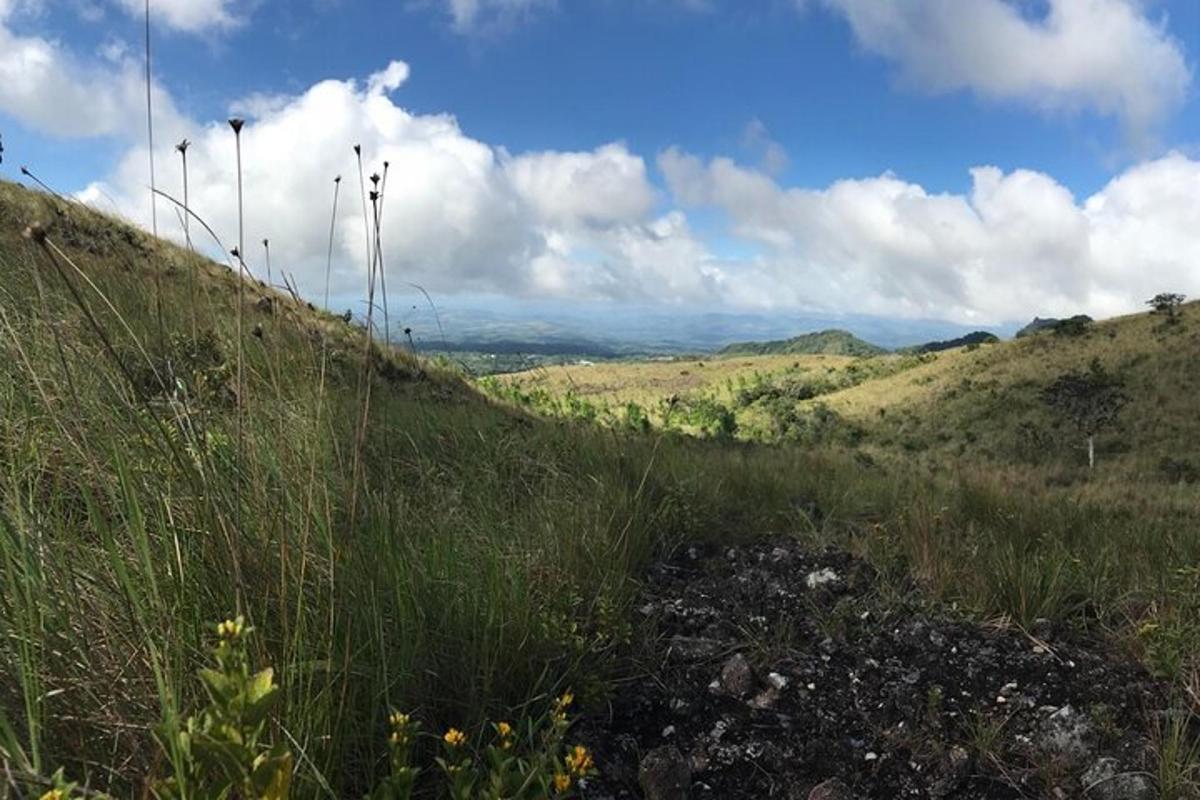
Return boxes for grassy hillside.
[819,307,1200,482]
[717,328,886,356]
[0,180,814,795]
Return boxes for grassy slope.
[0,180,814,794]
[819,308,1200,479]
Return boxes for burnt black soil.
[579,537,1167,799]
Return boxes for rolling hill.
[717,328,887,357]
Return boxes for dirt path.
[580,538,1167,799]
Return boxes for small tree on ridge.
[1147,292,1186,323]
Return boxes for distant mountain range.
[381,296,1021,356]
[718,329,887,357]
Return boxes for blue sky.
[1,0,1199,332]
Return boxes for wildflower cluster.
[367,711,421,800]
[155,616,293,800]
[375,691,595,800]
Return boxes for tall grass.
[0,182,803,794]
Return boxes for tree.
[1147,292,1186,323]
[1040,359,1128,469]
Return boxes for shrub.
[1160,457,1200,485]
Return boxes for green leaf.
[245,668,280,725]
[198,667,232,700]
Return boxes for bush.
[1160,457,1200,485]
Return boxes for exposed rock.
[638,746,691,800]
[578,537,1166,800]
[1081,757,1154,800]
[719,653,753,697]
[805,568,839,589]
[1041,705,1096,764]
[747,687,779,710]
[807,778,858,800]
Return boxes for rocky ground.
[579,537,1173,799]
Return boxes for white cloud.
[111,0,244,32]
[78,61,708,308]
[0,15,185,138]
[660,147,1200,323]
[504,143,657,228]
[822,0,1191,141]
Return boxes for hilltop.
[718,328,887,357]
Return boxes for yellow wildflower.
[496,720,514,749]
[553,690,575,722]
[39,791,66,800]
[566,744,594,775]
[552,772,572,794]
[216,617,244,640]
[443,727,467,748]
[389,711,411,728]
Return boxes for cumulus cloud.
[660,147,1200,323]
[0,12,185,138]
[77,60,721,308]
[822,0,1191,141]
[505,144,658,229]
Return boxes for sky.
[0,0,1198,331]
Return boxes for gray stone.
[639,745,691,800]
[805,568,840,589]
[719,653,754,696]
[807,778,859,800]
[748,687,780,710]
[1081,757,1154,800]
[1040,705,1096,765]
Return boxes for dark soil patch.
[580,537,1168,799]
